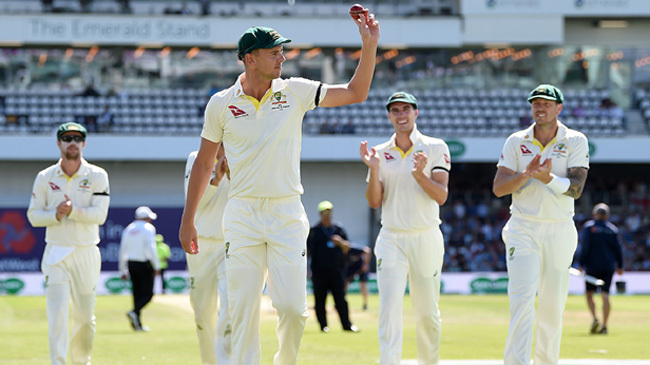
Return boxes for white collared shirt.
[184,151,229,241]
[118,220,160,274]
[27,158,110,265]
[498,121,590,221]
[201,74,326,198]
[370,126,451,231]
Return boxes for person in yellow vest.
[156,234,172,294]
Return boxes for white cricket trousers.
[375,227,444,365]
[502,216,578,365]
[223,196,310,365]
[186,237,232,365]
[41,245,101,365]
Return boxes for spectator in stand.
[571,103,587,118]
[97,106,114,133]
[79,83,100,98]
[341,119,356,134]
[118,0,132,13]
[198,0,210,16]
[42,0,54,12]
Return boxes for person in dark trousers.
[119,206,161,331]
[578,202,624,335]
[307,200,359,333]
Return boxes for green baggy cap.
[237,26,291,60]
[57,122,87,139]
[527,84,564,104]
[385,91,418,111]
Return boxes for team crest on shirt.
[384,152,395,162]
[48,182,61,191]
[270,92,289,111]
[520,145,533,155]
[78,178,91,191]
[508,247,515,260]
[225,242,230,258]
[377,258,382,271]
[551,143,568,158]
[228,105,248,118]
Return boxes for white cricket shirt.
[27,158,110,265]
[184,151,230,241]
[371,126,451,231]
[498,121,590,221]
[201,74,325,198]
[119,220,160,274]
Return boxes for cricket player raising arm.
[179,9,380,365]
[493,84,589,365]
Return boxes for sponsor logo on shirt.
[520,145,533,155]
[48,182,61,191]
[384,152,395,161]
[228,105,248,118]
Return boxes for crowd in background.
[437,179,650,272]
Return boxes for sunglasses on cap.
[59,135,85,143]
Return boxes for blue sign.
[0,207,187,273]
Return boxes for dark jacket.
[307,222,348,272]
[579,219,624,273]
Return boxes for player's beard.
[64,148,81,160]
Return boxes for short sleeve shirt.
[201,75,325,198]
[371,126,451,231]
[497,121,590,220]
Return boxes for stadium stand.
[0,86,629,137]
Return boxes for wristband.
[546,173,571,194]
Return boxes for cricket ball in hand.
[349,3,366,20]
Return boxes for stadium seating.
[304,87,627,137]
[0,86,629,137]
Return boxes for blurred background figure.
[307,200,358,333]
[119,206,160,332]
[578,203,624,335]
[155,234,171,294]
[345,243,371,311]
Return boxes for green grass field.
[1,294,648,364]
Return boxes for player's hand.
[179,219,199,254]
[351,7,380,45]
[360,141,380,169]
[530,158,552,183]
[522,154,542,178]
[331,234,344,245]
[411,151,428,177]
[56,194,73,221]
[212,155,228,185]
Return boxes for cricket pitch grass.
[1,294,649,364]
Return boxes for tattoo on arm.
[564,167,588,199]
